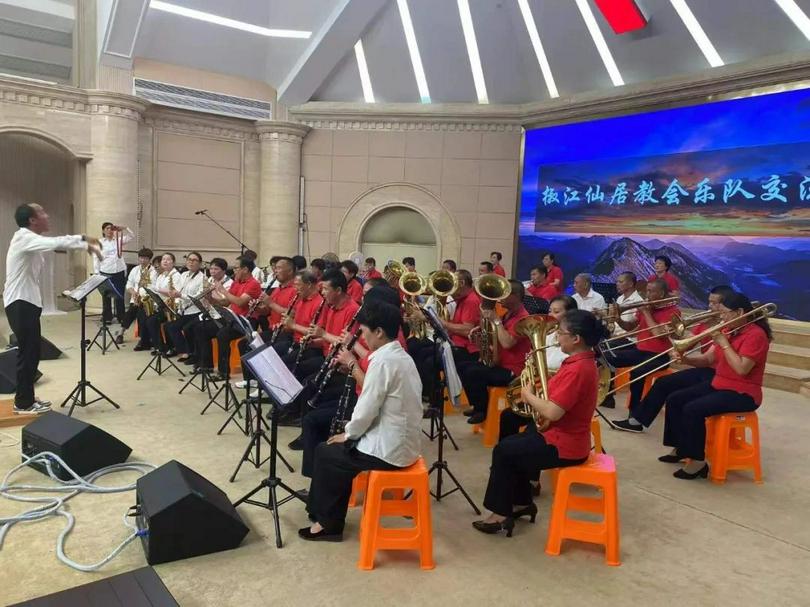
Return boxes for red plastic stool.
[705,411,762,484]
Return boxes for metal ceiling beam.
[277,0,388,106]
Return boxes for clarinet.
[307,323,362,409]
[329,373,356,436]
[269,293,300,345]
[291,297,327,372]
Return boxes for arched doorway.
[360,206,437,272]
[0,133,79,312]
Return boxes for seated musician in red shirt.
[340,260,364,304]
[457,279,530,425]
[601,279,679,414]
[362,257,383,280]
[490,251,506,276]
[281,271,326,373]
[253,256,297,351]
[648,255,680,297]
[654,292,770,480]
[473,310,608,536]
[526,265,557,301]
[611,285,734,432]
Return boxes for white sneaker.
[249,388,260,398]
[13,402,51,415]
[34,397,52,408]
[233,380,248,389]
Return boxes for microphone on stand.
[194,209,207,215]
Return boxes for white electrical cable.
[0,451,156,571]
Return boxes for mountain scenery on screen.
[516,232,810,320]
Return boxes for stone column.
[255,121,310,259]
[84,92,148,263]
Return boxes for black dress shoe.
[599,395,616,409]
[462,407,474,417]
[467,413,486,425]
[115,335,124,345]
[133,343,150,352]
[298,526,343,542]
[208,372,228,383]
[610,419,644,433]
[472,517,515,537]
[512,503,538,523]
[673,464,709,480]
[183,357,198,366]
[658,453,684,463]
[165,349,177,358]
[288,436,304,451]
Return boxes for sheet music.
[243,344,303,405]
[440,340,462,408]
[220,307,252,337]
[67,274,109,301]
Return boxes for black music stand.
[422,307,481,514]
[200,308,248,417]
[178,293,223,398]
[86,278,120,355]
[136,289,185,380]
[218,330,265,437]
[233,343,305,548]
[59,275,121,417]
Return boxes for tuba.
[428,270,458,322]
[399,271,428,340]
[474,274,512,366]
[505,314,558,431]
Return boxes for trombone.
[598,296,680,323]
[601,303,776,400]
[600,309,722,355]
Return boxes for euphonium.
[138,264,156,316]
[383,259,405,284]
[505,314,557,431]
[474,274,512,366]
[399,271,428,340]
[428,269,458,322]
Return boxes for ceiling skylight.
[397,0,431,103]
[670,0,723,67]
[773,0,810,40]
[517,0,558,98]
[354,40,375,103]
[457,0,488,104]
[575,0,624,87]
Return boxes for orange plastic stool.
[613,367,631,392]
[590,416,603,453]
[358,457,434,570]
[133,320,139,339]
[211,338,244,375]
[705,412,762,484]
[349,471,405,507]
[545,454,620,566]
[472,386,507,448]
[624,368,673,408]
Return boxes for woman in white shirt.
[300,300,423,542]
[164,252,206,360]
[144,253,180,354]
[94,222,134,324]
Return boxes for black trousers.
[196,321,243,375]
[101,270,126,323]
[301,392,357,478]
[145,311,168,352]
[457,361,514,415]
[165,314,200,355]
[121,304,152,347]
[663,382,758,460]
[415,344,478,399]
[604,346,669,411]
[5,300,41,408]
[306,443,400,532]
[499,408,529,441]
[483,430,587,517]
[631,367,716,427]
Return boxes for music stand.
[422,306,481,514]
[178,293,224,399]
[59,275,120,417]
[86,278,120,354]
[233,343,305,548]
[218,331,266,437]
[200,308,248,417]
[136,289,185,380]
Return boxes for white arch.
[0,126,92,160]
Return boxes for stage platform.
[0,398,38,428]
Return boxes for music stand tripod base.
[86,316,119,355]
[136,349,186,380]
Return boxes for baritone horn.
[399,271,428,340]
[383,259,405,284]
[428,269,458,322]
[474,274,512,366]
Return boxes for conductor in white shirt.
[300,300,423,542]
[94,222,133,324]
[571,273,606,313]
[4,203,101,414]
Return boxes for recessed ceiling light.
[397,0,431,103]
[773,0,810,40]
[150,1,311,39]
[354,40,375,103]
[575,0,624,87]
[517,0,558,98]
[670,0,723,67]
[457,0,488,104]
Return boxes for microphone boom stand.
[196,210,250,256]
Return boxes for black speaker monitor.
[8,334,63,360]
[0,348,43,393]
[21,412,131,480]
[136,460,249,565]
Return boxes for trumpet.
[400,271,428,340]
[428,270,458,322]
[474,274,512,367]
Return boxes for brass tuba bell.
[399,271,429,340]
[474,274,512,367]
[428,269,458,322]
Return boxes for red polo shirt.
[542,351,599,460]
[493,264,506,277]
[546,265,563,296]
[451,290,481,353]
[636,305,680,353]
[346,278,363,304]
[527,283,557,301]
[320,297,361,355]
[691,320,715,354]
[648,271,680,293]
[269,283,297,325]
[229,276,262,316]
[365,269,383,280]
[292,293,325,342]
[711,323,769,405]
[497,306,531,376]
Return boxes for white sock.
[625,417,641,426]
[683,459,706,473]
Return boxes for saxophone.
[138,265,156,316]
[167,271,177,314]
